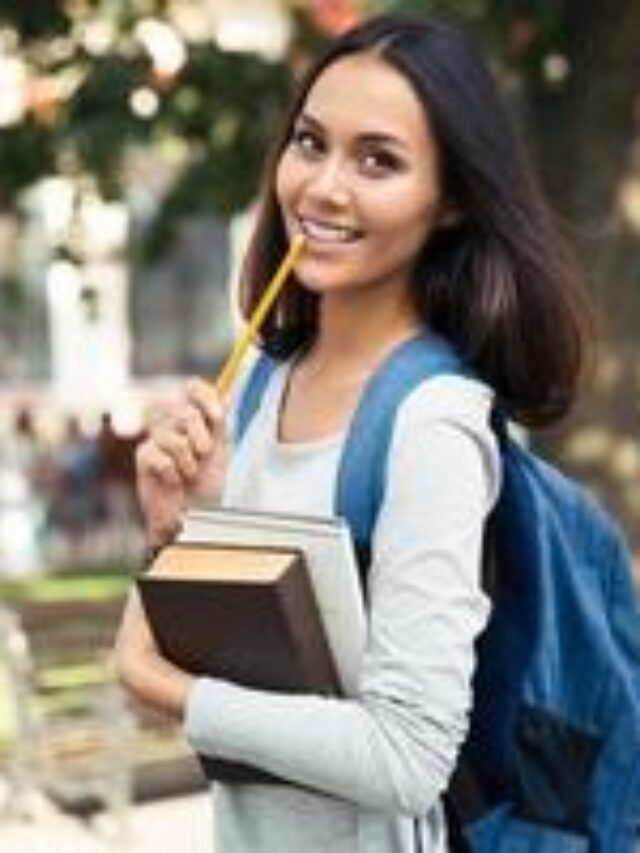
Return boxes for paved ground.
[0,787,212,852]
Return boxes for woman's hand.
[118,377,225,716]
[136,377,228,548]
[112,587,195,718]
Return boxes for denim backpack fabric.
[235,335,640,853]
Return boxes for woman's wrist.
[121,647,194,718]
[152,658,195,719]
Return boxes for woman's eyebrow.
[297,111,410,152]
[295,113,324,132]
[357,132,409,152]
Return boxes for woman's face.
[276,52,447,298]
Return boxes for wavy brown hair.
[239,14,595,427]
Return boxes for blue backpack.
[235,334,640,853]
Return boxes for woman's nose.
[305,157,350,206]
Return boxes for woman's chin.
[295,272,350,295]
[293,257,357,294]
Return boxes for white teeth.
[298,217,361,243]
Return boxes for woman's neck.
[308,286,423,375]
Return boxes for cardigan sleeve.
[183,382,500,816]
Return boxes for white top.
[183,358,502,852]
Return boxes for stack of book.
[137,505,365,783]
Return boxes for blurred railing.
[0,595,204,838]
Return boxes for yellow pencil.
[215,234,306,398]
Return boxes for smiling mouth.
[296,216,364,245]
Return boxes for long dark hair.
[240,14,594,427]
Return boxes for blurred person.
[114,14,593,853]
[49,415,104,565]
[96,411,144,560]
[0,407,50,577]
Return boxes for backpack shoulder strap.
[233,351,280,445]
[235,335,465,544]
[335,333,465,557]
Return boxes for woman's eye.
[360,149,402,177]
[290,128,324,158]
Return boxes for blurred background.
[0,0,638,849]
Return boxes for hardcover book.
[138,509,365,783]
[178,505,366,697]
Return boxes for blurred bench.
[0,596,204,837]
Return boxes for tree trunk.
[527,0,640,556]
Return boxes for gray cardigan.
[184,363,501,852]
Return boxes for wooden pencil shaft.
[216,235,305,397]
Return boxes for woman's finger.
[136,439,184,489]
[185,377,226,437]
[151,427,200,482]
[173,406,215,458]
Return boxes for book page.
[150,544,299,583]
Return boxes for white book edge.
[187,505,345,535]
[178,506,366,697]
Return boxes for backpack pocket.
[464,805,590,852]
[513,704,602,834]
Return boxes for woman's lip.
[295,215,363,244]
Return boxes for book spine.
[278,556,340,694]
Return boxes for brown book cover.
[137,542,340,784]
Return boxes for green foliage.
[0,273,28,310]
[0,121,56,209]
[0,7,296,261]
[143,147,258,263]
[142,45,291,261]
[0,570,130,605]
[65,52,156,198]
[0,0,71,41]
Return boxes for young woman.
[114,14,592,852]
